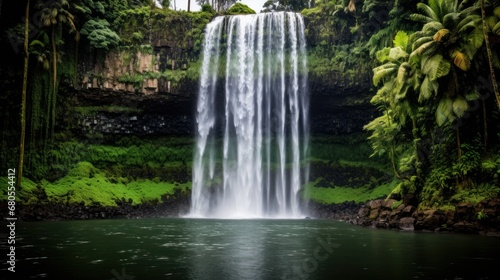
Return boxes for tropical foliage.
[365,0,500,207]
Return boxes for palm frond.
[416,40,436,55]
[419,76,438,102]
[423,54,451,80]
[452,96,468,118]
[450,50,471,71]
[423,21,444,34]
[436,97,454,126]
[433,29,450,42]
[410,12,435,23]
[373,64,398,86]
[493,21,500,35]
[412,36,433,51]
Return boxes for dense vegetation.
[1,0,499,211]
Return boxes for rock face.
[309,198,500,235]
[15,191,191,221]
[73,89,197,136]
[73,48,376,137]
[83,50,162,95]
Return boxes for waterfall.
[190,12,309,218]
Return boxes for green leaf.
[373,63,397,86]
[467,26,484,51]
[422,54,451,80]
[436,98,454,126]
[419,76,438,102]
[415,3,439,22]
[452,96,468,118]
[495,6,500,18]
[389,47,408,61]
[423,21,444,34]
[393,31,409,50]
[486,16,498,31]
[492,52,500,69]
[493,21,500,35]
[412,36,433,51]
[416,41,435,56]
[409,13,434,23]
[29,40,45,48]
[395,84,410,101]
[397,62,410,84]
[375,48,391,62]
[465,90,480,101]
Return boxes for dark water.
[1,218,499,279]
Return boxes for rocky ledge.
[308,198,500,236]
[13,193,190,221]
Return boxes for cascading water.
[190,12,309,218]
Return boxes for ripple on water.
[105,232,126,236]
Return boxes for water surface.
[2,218,499,279]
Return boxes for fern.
[393,31,409,50]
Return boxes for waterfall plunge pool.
[3,218,499,279]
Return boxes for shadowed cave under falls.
[190,12,309,218]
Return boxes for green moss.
[75,106,142,116]
[226,3,256,15]
[303,178,399,204]
[0,177,38,203]
[37,162,191,206]
[450,183,500,205]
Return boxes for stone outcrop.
[82,50,165,95]
[309,198,500,236]
[14,191,190,221]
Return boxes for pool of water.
[1,218,499,279]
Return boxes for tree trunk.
[52,25,57,93]
[18,0,30,189]
[187,0,190,12]
[482,99,487,148]
[456,127,461,160]
[481,0,500,109]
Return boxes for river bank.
[308,198,500,236]
[6,195,500,236]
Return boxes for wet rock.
[383,199,395,208]
[358,206,370,218]
[399,217,415,231]
[369,199,383,210]
[453,221,478,233]
[373,221,388,229]
[369,209,380,219]
[402,205,415,216]
[379,210,391,221]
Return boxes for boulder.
[358,206,370,218]
[379,210,391,221]
[383,199,395,208]
[370,199,383,210]
[402,205,416,216]
[399,217,415,231]
[369,209,380,219]
[453,221,478,233]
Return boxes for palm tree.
[409,0,484,159]
[365,31,421,179]
[18,0,30,189]
[480,0,500,109]
[38,0,75,91]
[36,0,76,138]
